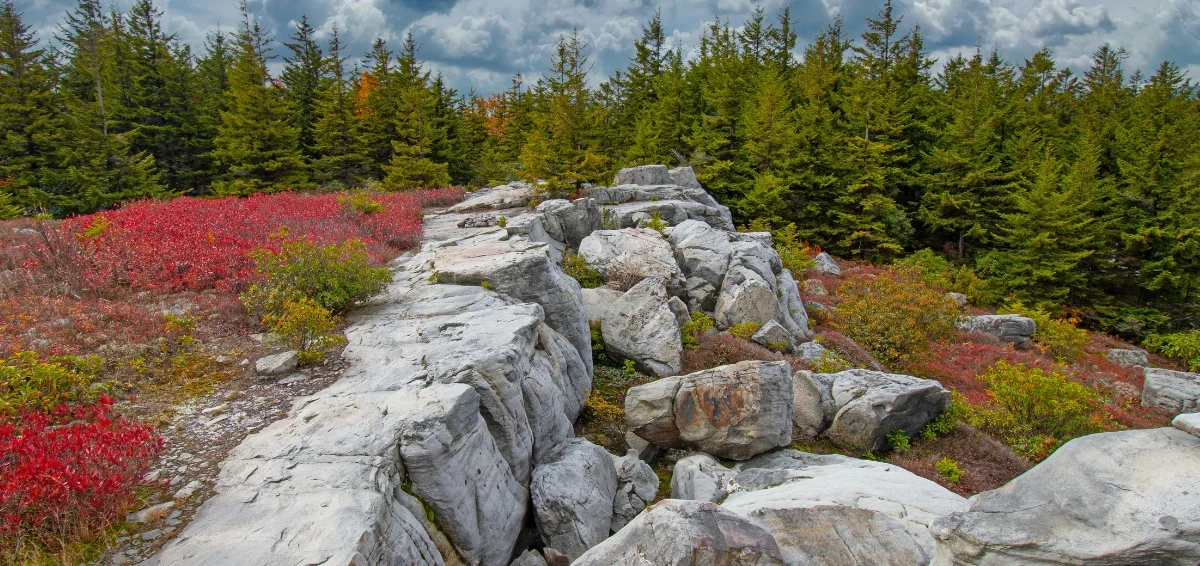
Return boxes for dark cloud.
[17,0,1200,94]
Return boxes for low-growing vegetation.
[562,251,605,289]
[833,269,960,367]
[1144,331,1200,371]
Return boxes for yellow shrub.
[833,270,960,367]
[263,298,347,366]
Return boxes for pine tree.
[193,28,231,190]
[210,0,309,195]
[0,0,63,212]
[358,38,397,177]
[312,27,371,187]
[381,33,449,189]
[281,15,323,159]
[977,148,1095,307]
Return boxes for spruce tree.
[312,27,371,187]
[281,15,324,159]
[358,38,397,177]
[381,33,449,190]
[210,0,309,195]
[193,29,232,190]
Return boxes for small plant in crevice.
[886,429,911,454]
[497,216,507,228]
[623,359,639,379]
[645,210,668,236]
[727,322,761,340]
[562,251,604,289]
[590,321,609,366]
[935,457,964,484]
[681,311,714,349]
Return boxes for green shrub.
[921,391,969,440]
[0,352,109,417]
[727,322,761,340]
[622,359,639,379]
[833,270,960,367]
[681,311,715,349]
[590,321,609,366]
[897,249,992,305]
[971,361,1111,461]
[935,457,964,483]
[999,302,1087,361]
[1144,331,1200,371]
[241,238,391,316]
[743,219,816,274]
[886,429,911,453]
[562,251,605,289]
[497,215,508,228]
[646,210,668,235]
[263,298,347,366]
[337,192,383,215]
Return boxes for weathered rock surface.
[434,238,592,376]
[1174,412,1200,437]
[751,319,794,352]
[449,183,531,212]
[530,438,618,561]
[603,199,735,232]
[930,427,1200,565]
[601,277,683,377]
[613,164,673,186]
[574,500,784,566]
[578,228,682,290]
[816,369,952,452]
[610,449,658,532]
[792,370,837,437]
[669,166,702,189]
[804,279,828,296]
[958,314,1036,347]
[533,198,601,247]
[776,270,814,341]
[722,450,967,565]
[509,550,547,566]
[671,452,736,503]
[714,267,780,329]
[255,351,298,376]
[795,341,830,361]
[1142,368,1200,413]
[811,252,841,275]
[1107,347,1150,367]
[580,286,623,323]
[626,361,793,459]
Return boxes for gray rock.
[671,452,735,503]
[602,277,683,377]
[1107,347,1151,368]
[254,351,298,377]
[775,270,815,341]
[581,287,624,323]
[795,341,829,361]
[613,164,672,186]
[804,279,828,296]
[669,166,702,189]
[434,238,592,376]
[530,438,618,561]
[930,427,1200,565]
[541,548,570,566]
[946,292,969,308]
[668,296,691,329]
[792,370,837,437]
[448,183,532,212]
[509,550,547,566]
[611,449,659,532]
[578,228,682,292]
[957,314,1036,347]
[1174,412,1200,437]
[574,500,784,566]
[534,198,601,247]
[626,360,793,460]
[1142,368,1200,413]
[723,450,967,565]
[714,267,780,330]
[751,320,794,352]
[811,252,841,275]
[602,200,734,232]
[625,432,660,463]
[819,369,952,452]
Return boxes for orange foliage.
[469,93,509,138]
[355,71,379,118]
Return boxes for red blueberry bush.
[0,396,162,552]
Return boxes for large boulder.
[580,287,624,323]
[530,438,618,561]
[930,427,1200,565]
[448,183,532,212]
[603,200,736,232]
[669,220,734,309]
[578,228,682,291]
[811,369,952,452]
[957,314,1036,347]
[1141,368,1200,413]
[534,198,600,247]
[792,370,837,437]
[399,384,528,566]
[722,450,968,566]
[751,319,795,352]
[714,267,780,330]
[601,277,683,377]
[610,450,659,532]
[613,164,672,186]
[626,361,793,459]
[811,252,841,275]
[574,500,784,566]
[669,166,702,189]
[434,238,592,376]
[776,270,814,341]
[1175,412,1200,437]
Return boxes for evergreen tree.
[312,27,371,187]
[281,15,324,159]
[210,0,309,195]
[193,28,232,189]
[381,33,449,189]
[358,38,397,176]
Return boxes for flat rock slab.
[1142,368,1200,413]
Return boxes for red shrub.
[681,332,796,374]
[0,397,162,548]
[908,334,1050,404]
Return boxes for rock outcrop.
[610,450,658,532]
[751,319,795,352]
[671,452,736,503]
[1141,368,1200,413]
[600,277,683,377]
[794,369,951,452]
[626,361,793,459]
[930,427,1200,565]
[530,438,618,561]
[574,500,784,566]
[957,314,1036,347]
[1107,347,1150,367]
[578,228,682,291]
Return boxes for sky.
[19,0,1200,94]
